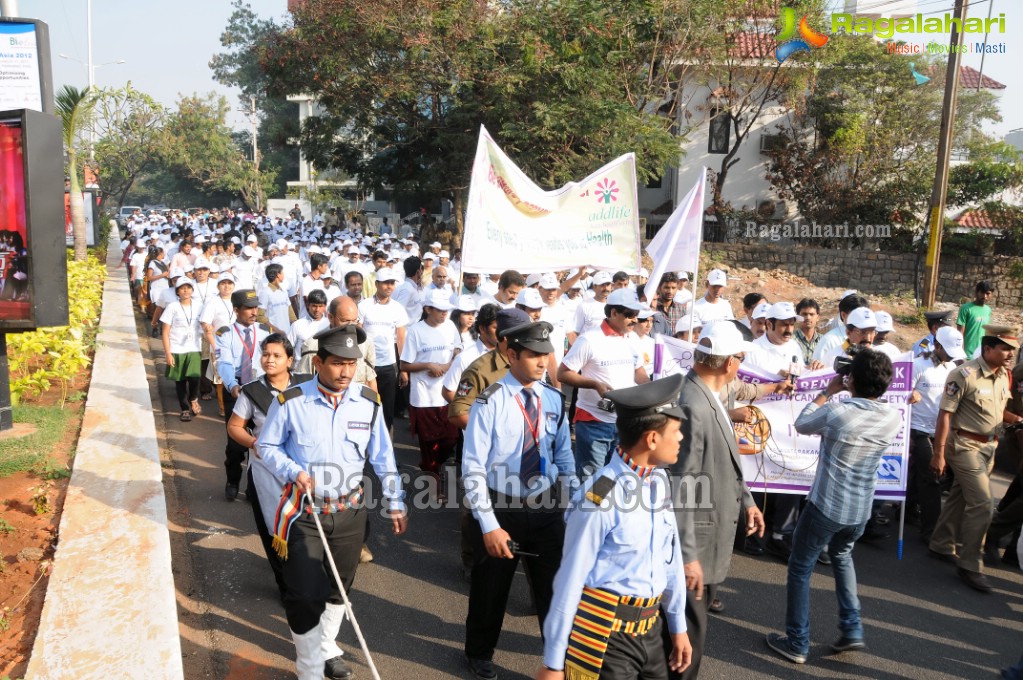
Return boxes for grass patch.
[0,406,74,479]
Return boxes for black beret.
[231,289,259,308]
[314,324,367,359]
[605,374,685,420]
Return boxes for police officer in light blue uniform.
[258,324,407,680]
[462,320,579,680]
[539,374,692,680]
[216,288,272,500]
[912,310,952,358]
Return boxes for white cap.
[242,245,259,258]
[439,250,450,259]
[193,258,212,270]
[539,273,560,290]
[424,289,454,311]
[217,272,236,284]
[752,302,771,320]
[169,267,185,279]
[606,288,644,311]
[422,252,436,261]
[276,238,289,249]
[135,239,146,248]
[840,289,859,300]
[935,326,967,360]
[699,320,754,356]
[207,263,220,274]
[846,307,877,330]
[767,301,803,322]
[676,313,704,333]
[246,234,258,243]
[592,271,613,286]
[230,236,242,245]
[347,245,360,254]
[874,310,894,333]
[638,267,649,278]
[375,267,398,282]
[194,234,207,244]
[430,241,442,248]
[173,276,193,290]
[455,295,477,312]
[517,288,545,310]
[678,270,690,280]
[706,269,727,286]
[525,273,543,287]
[638,307,656,320]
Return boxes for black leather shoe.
[831,636,866,652]
[324,655,353,680]
[858,524,891,541]
[225,483,239,501]
[742,536,765,556]
[817,550,832,566]
[466,656,497,679]
[958,567,993,593]
[709,597,724,613]
[765,536,792,563]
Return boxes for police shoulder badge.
[945,381,961,398]
[456,380,472,398]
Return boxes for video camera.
[833,345,863,376]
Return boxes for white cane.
[303,489,383,680]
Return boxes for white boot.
[320,602,348,660]
[291,624,325,680]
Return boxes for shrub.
[8,253,106,405]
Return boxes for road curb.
[26,235,184,679]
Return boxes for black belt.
[488,487,562,511]
[615,602,661,622]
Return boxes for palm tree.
[55,85,96,262]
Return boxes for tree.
[687,0,823,213]
[210,0,299,197]
[160,93,277,210]
[764,33,1002,246]
[55,85,96,262]
[89,83,168,209]
[258,0,698,237]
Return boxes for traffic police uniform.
[912,310,952,358]
[258,324,405,680]
[543,375,687,680]
[215,289,271,499]
[930,325,1017,578]
[462,321,578,673]
[449,308,530,574]
[230,371,313,600]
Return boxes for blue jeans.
[573,420,618,479]
[785,502,866,654]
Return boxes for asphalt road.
[140,324,1023,680]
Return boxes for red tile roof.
[954,210,1008,230]
[958,65,1006,90]
[729,31,778,59]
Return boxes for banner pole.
[897,500,906,560]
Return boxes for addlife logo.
[775,7,829,63]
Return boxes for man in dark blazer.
[670,321,765,678]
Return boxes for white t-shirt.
[200,295,236,333]
[813,326,847,363]
[693,296,734,323]
[561,326,643,424]
[359,296,410,366]
[393,279,425,324]
[148,260,170,302]
[288,316,329,356]
[160,301,202,354]
[442,338,488,393]
[748,334,805,376]
[400,320,462,408]
[911,356,956,434]
[191,278,217,312]
[129,252,146,280]
[572,299,606,336]
[259,285,293,333]
[874,341,902,362]
[541,301,570,365]
[630,332,656,378]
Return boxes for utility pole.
[921,0,968,308]
[249,95,261,212]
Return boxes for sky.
[13,0,1023,137]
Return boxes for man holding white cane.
[259,324,408,680]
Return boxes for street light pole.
[87,0,95,160]
[0,0,19,17]
[921,0,968,309]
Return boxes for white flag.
[645,168,706,290]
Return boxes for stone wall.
[700,243,1023,307]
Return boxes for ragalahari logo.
[775,8,829,63]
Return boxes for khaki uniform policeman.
[929,324,1022,592]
